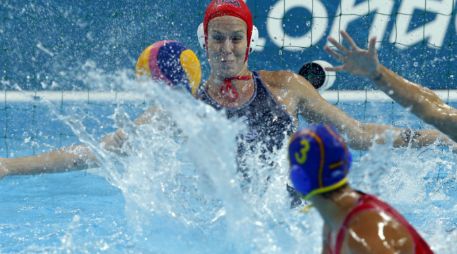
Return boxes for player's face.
[207,16,248,79]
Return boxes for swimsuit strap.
[334,195,376,254]
[221,75,252,101]
[251,71,272,99]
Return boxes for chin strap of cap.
[221,75,251,101]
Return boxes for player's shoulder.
[257,70,302,89]
[345,210,414,253]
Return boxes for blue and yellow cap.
[288,124,352,200]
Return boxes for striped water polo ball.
[136,40,202,96]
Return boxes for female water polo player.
[195,0,449,153]
[288,124,433,253]
[325,31,457,143]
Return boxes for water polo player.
[0,40,201,178]
[325,31,457,143]
[288,124,433,253]
[195,0,448,154]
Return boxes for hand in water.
[324,31,380,79]
[101,130,130,156]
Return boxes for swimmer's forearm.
[408,129,451,148]
[371,65,444,116]
[361,124,451,149]
[2,145,98,176]
[99,106,162,155]
[372,65,457,142]
[134,106,161,125]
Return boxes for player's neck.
[206,68,254,106]
[312,189,360,231]
[208,67,251,86]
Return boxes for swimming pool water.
[0,90,456,253]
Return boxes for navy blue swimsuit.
[198,72,301,206]
[198,71,295,152]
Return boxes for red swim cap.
[203,0,253,62]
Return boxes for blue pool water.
[0,80,456,253]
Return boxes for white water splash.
[23,69,457,253]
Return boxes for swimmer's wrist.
[368,65,383,81]
[399,128,412,144]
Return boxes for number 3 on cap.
[294,140,310,164]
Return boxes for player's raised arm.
[325,30,457,143]
[265,70,448,150]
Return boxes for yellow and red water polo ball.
[136,40,202,96]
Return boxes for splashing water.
[33,69,324,253]
[4,69,457,253]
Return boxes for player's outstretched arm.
[0,145,97,179]
[325,30,457,143]
[0,106,165,179]
[271,70,450,150]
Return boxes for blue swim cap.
[288,124,352,200]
